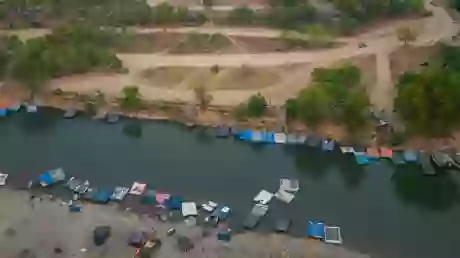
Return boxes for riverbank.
[0,188,370,258]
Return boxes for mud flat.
[0,188,370,258]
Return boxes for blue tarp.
[355,153,371,165]
[251,131,263,142]
[307,221,325,239]
[215,126,230,138]
[38,172,53,186]
[404,150,419,163]
[0,108,6,117]
[236,130,252,141]
[167,195,184,210]
[321,140,335,151]
[91,189,112,204]
[262,132,275,143]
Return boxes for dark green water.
[0,108,459,258]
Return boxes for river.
[0,108,459,258]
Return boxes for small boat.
[306,221,325,239]
[340,147,355,154]
[431,151,455,168]
[110,186,129,201]
[63,109,77,119]
[106,112,120,124]
[419,152,436,176]
[26,105,38,113]
[274,218,291,233]
[215,125,230,138]
[38,167,66,187]
[324,226,342,245]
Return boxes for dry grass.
[389,44,440,82]
[208,65,281,90]
[168,33,234,54]
[138,67,202,88]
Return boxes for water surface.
[0,108,459,258]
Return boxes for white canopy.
[253,190,274,205]
[279,179,299,192]
[182,202,198,217]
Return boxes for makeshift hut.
[63,109,77,119]
[91,188,112,204]
[167,196,184,210]
[324,226,342,244]
[0,173,8,186]
[274,133,287,144]
[253,190,274,205]
[321,139,335,152]
[274,218,291,233]
[404,150,419,163]
[215,125,230,138]
[129,182,147,195]
[39,168,65,187]
[307,221,325,239]
[141,189,156,205]
[111,186,129,201]
[181,202,198,217]
[379,147,393,159]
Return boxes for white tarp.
[129,182,147,195]
[253,190,274,205]
[274,133,287,144]
[325,226,343,244]
[111,186,129,201]
[279,179,299,192]
[201,201,218,212]
[275,189,295,203]
[27,105,37,113]
[340,147,355,153]
[182,202,198,217]
[251,203,269,217]
[0,173,8,186]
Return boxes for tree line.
[0,25,121,97]
[0,0,424,35]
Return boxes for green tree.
[119,85,143,111]
[295,86,333,127]
[396,26,417,46]
[302,24,334,46]
[394,69,460,135]
[284,98,298,120]
[193,85,213,111]
[341,90,370,132]
[227,6,255,25]
[246,93,267,117]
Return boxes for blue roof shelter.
[307,221,325,239]
[167,195,184,210]
[91,188,112,204]
[38,172,53,186]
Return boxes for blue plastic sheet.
[167,195,184,210]
[307,221,325,239]
[0,108,6,117]
[38,172,53,186]
[355,153,371,165]
[404,150,419,163]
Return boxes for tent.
[307,221,325,239]
[141,189,156,205]
[93,226,111,246]
[181,202,198,217]
[253,190,274,205]
[167,196,184,210]
[324,226,342,244]
[111,186,129,201]
[274,133,287,144]
[129,182,147,195]
[279,179,299,192]
[0,173,8,186]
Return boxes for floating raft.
[324,226,342,244]
[39,167,65,187]
[129,181,147,195]
[63,109,77,119]
[110,186,129,201]
[307,221,325,239]
[392,150,406,165]
[0,173,8,186]
[274,133,287,144]
[321,139,335,152]
[215,125,230,138]
[355,153,371,165]
[404,150,419,163]
[286,134,306,144]
[26,105,38,113]
[340,147,355,154]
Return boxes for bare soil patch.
[207,65,282,90]
[137,67,203,88]
[168,33,240,54]
[114,32,185,53]
[389,44,440,82]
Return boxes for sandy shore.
[0,188,370,258]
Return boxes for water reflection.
[195,127,214,144]
[122,121,143,139]
[337,157,367,189]
[391,167,460,211]
[18,109,60,135]
[293,147,329,180]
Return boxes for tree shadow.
[391,166,460,211]
[337,156,367,190]
[292,146,328,180]
[17,107,60,135]
[122,121,143,139]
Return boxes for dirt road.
[3,0,459,108]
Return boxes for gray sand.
[0,189,370,258]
